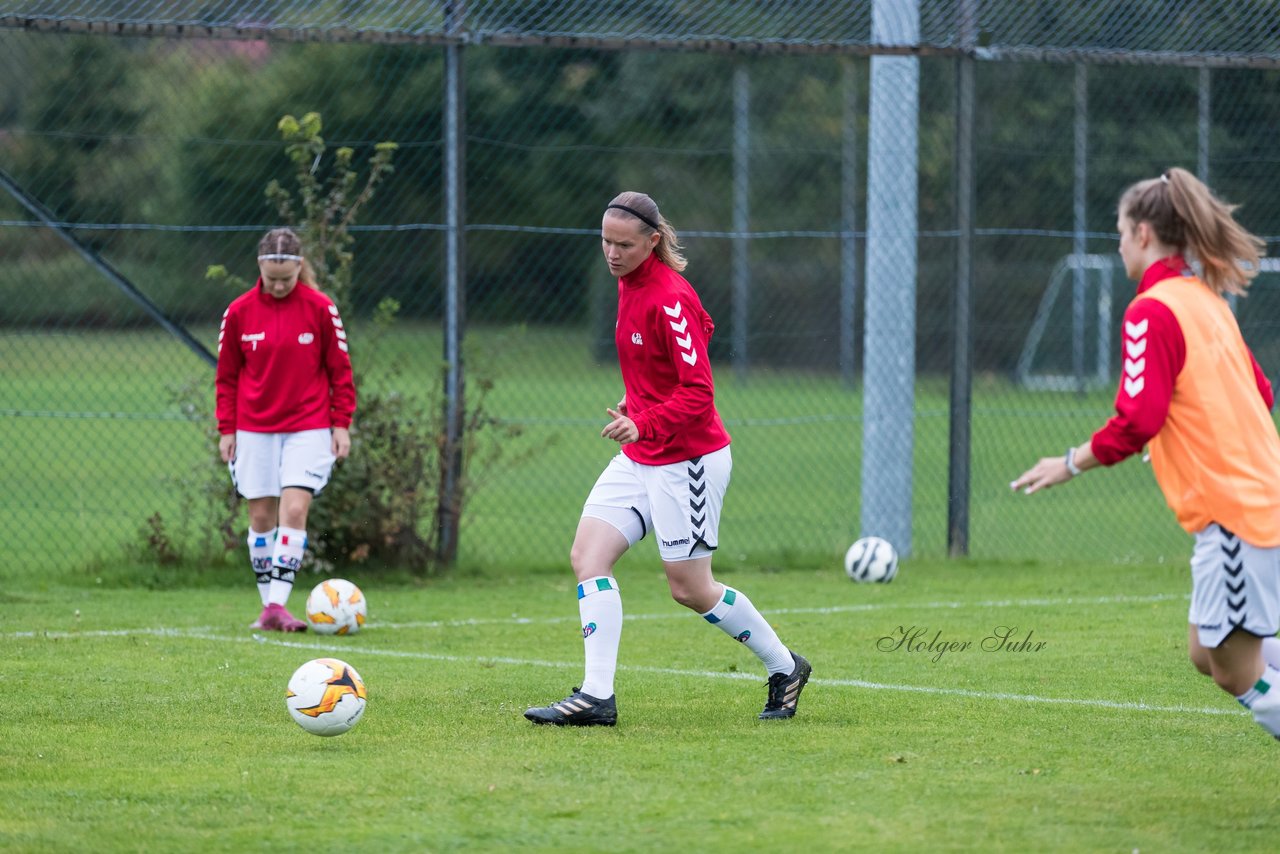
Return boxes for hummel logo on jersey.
[631,332,643,345]
[242,332,265,350]
[1123,318,1148,398]
[662,301,697,366]
[298,333,314,345]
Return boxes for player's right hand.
[1010,455,1072,495]
[602,407,638,444]
[218,433,236,463]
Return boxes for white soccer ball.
[285,657,367,737]
[844,536,899,583]
[305,578,367,635]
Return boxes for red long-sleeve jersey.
[1091,256,1273,464]
[215,281,356,435]
[615,253,731,465]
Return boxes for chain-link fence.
[4,2,1280,574]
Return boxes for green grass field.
[3,322,1193,581]
[6,323,1280,850]
[5,559,1278,852]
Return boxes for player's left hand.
[1010,456,1073,495]
[332,426,352,459]
[602,408,638,444]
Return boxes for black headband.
[606,203,660,231]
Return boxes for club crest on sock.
[583,622,597,638]
[736,629,751,643]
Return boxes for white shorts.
[1188,523,1280,648]
[582,446,731,562]
[228,429,336,499]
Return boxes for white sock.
[268,526,306,606]
[701,585,794,675]
[578,576,622,700]
[248,528,276,605]
[1262,637,1280,669]
[1236,664,1280,739]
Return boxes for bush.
[138,113,518,575]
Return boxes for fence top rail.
[4,2,1280,66]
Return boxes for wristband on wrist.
[1065,446,1082,477]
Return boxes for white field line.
[7,592,1188,637]
[375,591,1191,631]
[2,599,1187,637]
[11,595,1238,719]
[5,593,1188,640]
[9,626,218,639]
[212,631,1239,718]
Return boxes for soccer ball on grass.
[844,536,899,583]
[305,578,367,635]
[285,657,367,736]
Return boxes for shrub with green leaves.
[147,112,514,574]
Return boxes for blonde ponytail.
[300,258,318,287]
[1120,167,1265,296]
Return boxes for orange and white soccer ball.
[285,657,367,736]
[305,578,367,635]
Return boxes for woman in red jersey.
[1013,168,1280,740]
[525,192,810,727]
[216,228,356,632]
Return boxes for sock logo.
[736,630,751,643]
[582,622,597,638]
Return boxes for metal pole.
[1096,259,1112,386]
[840,59,860,387]
[438,2,467,564]
[1199,67,1232,313]
[862,0,919,555]
[732,63,750,379]
[948,0,976,558]
[1198,66,1211,184]
[1072,63,1088,394]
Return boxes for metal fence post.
[840,59,860,388]
[438,3,467,564]
[948,0,977,558]
[732,62,750,379]
[1072,63,1088,394]
[1199,67,1232,314]
[861,0,919,555]
[1198,66,1211,184]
